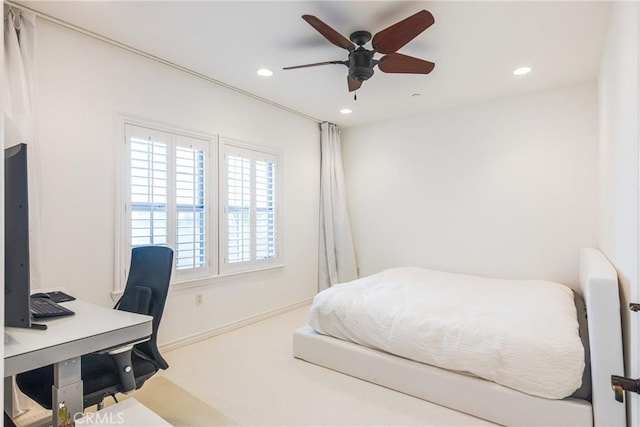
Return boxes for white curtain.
[318,122,357,290]
[4,6,40,289]
[4,6,38,417]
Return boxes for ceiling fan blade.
[347,76,362,92]
[302,15,355,52]
[378,53,435,74]
[283,60,347,70]
[372,10,434,54]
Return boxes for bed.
[293,248,626,426]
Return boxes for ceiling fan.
[283,10,435,93]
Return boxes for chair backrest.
[116,245,173,369]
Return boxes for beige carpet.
[12,376,239,427]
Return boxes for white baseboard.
[159,298,313,352]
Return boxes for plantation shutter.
[255,160,276,260]
[175,136,208,271]
[222,142,278,272]
[227,155,251,263]
[128,126,169,248]
[124,124,212,282]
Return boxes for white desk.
[4,299,152,425]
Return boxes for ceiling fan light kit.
[283,10,435,93]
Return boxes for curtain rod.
[4,0,323,124]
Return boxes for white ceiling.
[19,1,611,127]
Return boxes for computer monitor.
[5,143,33,328]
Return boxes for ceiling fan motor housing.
[349,48,375,81]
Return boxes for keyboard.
[30,297,75,319]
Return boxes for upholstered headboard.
[578,248,626,426]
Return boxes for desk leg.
[52,357,83,426]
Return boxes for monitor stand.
[29,322,47,330]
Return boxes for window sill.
[110,264,285,300]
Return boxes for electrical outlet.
[195,293,203,305]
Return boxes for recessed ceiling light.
[257,68,273,77]
[513,66,532,76]
[340,108,352,115]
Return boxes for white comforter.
[309,267,585,400]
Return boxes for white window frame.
[115,116,218,291]
[219,138,281,274]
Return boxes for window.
[121,123,214,285]
[117,120,281,290]
[175,139,207,271]
[221,140,279,273]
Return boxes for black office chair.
[16,246,174,410]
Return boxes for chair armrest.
[91,338,149,394]
[108,345,136,393]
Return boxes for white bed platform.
[293,249,626,426]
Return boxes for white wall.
[33,19,320,346]
[342,82,598,288]
[598,1,640,424]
